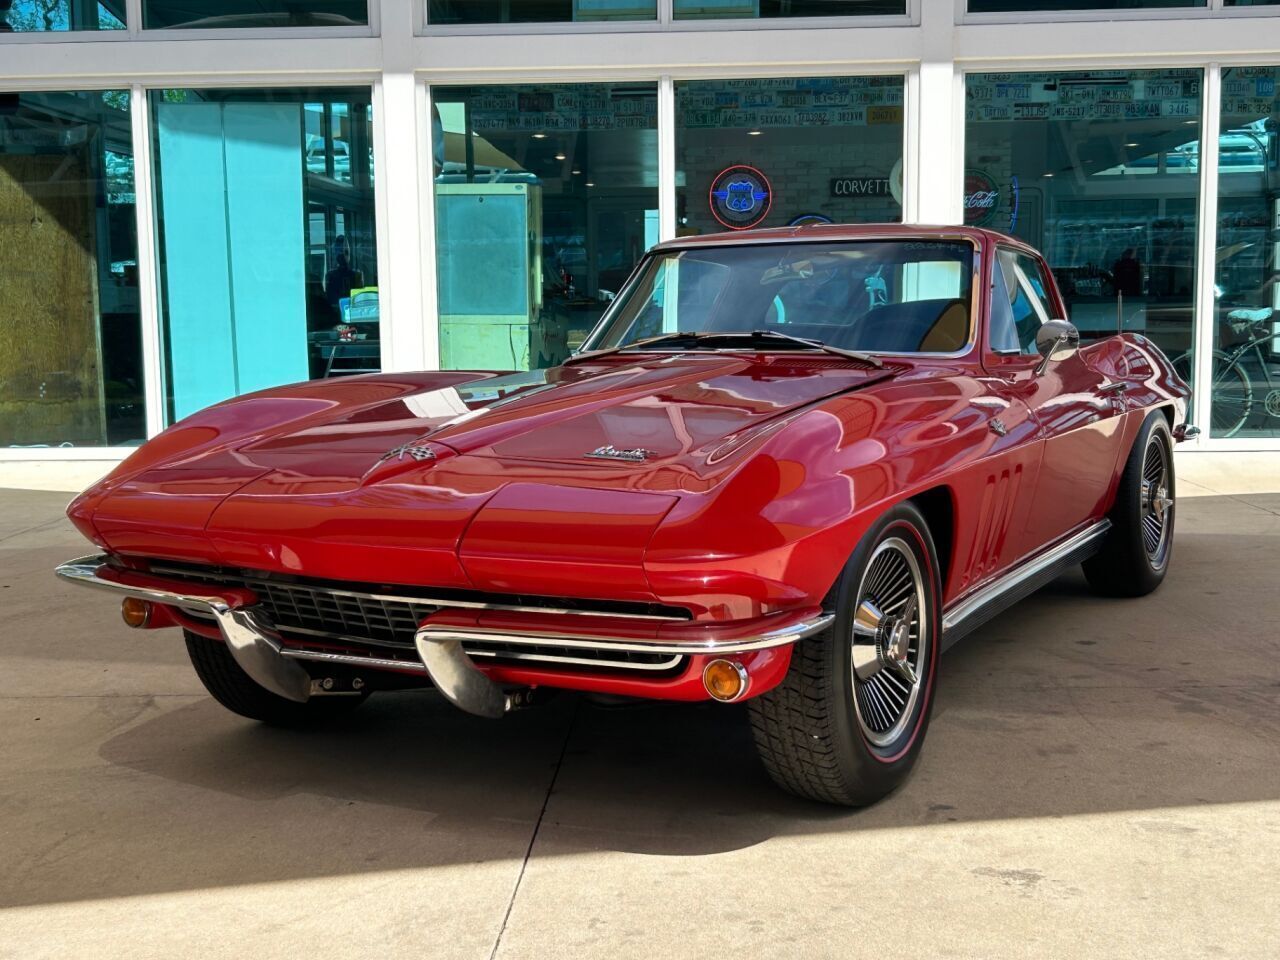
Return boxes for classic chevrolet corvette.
[58,224,1193,806]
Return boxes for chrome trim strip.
[145,562,688,622]
[55,556,312,703]
[465,648,685,672]
[415,612,835,657]
[56,555,246,614]
[941,520,1112,634]
[279,647,426,674]
[247,623,684,672]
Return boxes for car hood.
[237,353,895,479]
[74,354,896,588]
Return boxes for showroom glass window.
[142,1,366,28]
[0,1,123,30]
[0,90,141,448]
[1210,66,1280,439]
[430,83,658,370]
[968,0,1201,11]
[672,0,902,19]
[964,69,1202,374]
[675,76,905,235]
[427,0,654,25]
[150,88,378,423]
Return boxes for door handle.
[1099,381,1128,395]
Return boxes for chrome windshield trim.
[941,520,1112,634]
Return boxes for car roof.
[651,223,1036,254]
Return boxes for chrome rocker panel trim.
[55,555,833,719]
[940,519,1112,650]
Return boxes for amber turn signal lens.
[121,597,151,628]
[703,658,748,702]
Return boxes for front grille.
[149,562,685,673]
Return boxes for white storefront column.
[1189,64,1221,447]
[906,0,962,226]
[374,0,431,372]
[658,76,677,243]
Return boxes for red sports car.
[58,225,1193,806]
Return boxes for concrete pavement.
[0,485,1277,959]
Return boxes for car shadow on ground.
[93,545,1280,840]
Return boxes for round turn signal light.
[702,658,749,702]
[121,597,151,629]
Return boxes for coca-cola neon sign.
[964,170,1000,227]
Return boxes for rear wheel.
[749,503,941,807]
[1083,413,1175,598]
[184,630,368,726]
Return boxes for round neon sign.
[709,164,773,231]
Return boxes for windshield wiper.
[564,330,711,365]
[744,329,884,368]
[566,328,883,369]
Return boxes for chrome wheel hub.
[1139,435,1173,570]
[1144,481,1172,521]
[850,538,928,747]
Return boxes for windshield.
[583,239,975,355]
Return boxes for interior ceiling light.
[1125,142,1140,148]
[585,182,595,187]
[747,129,763,136]
[532,133,547,139]
[572,168,581,175]
[555,152,566,161]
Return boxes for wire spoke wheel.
[1139,433,1173,570]
[849,538,927,747]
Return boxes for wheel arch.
[907,485,955,595]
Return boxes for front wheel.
[749,503,941,807]
[1083,413,1175,598]
[185,630,369,727]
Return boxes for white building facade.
[2,0,1279,486]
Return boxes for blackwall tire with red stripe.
[749,502,941,806]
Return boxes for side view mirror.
[1034,319,1080,375]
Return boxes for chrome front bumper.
[56,555,833,719]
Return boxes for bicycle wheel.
[1174,350,1253,438]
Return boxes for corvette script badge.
[585,444,655,463]
[378,442,436,463]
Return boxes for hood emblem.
[378,442,436,464]
[586,444,655,463]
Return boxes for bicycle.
[1173,307,1280,438]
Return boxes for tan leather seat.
[918,301,969,352]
